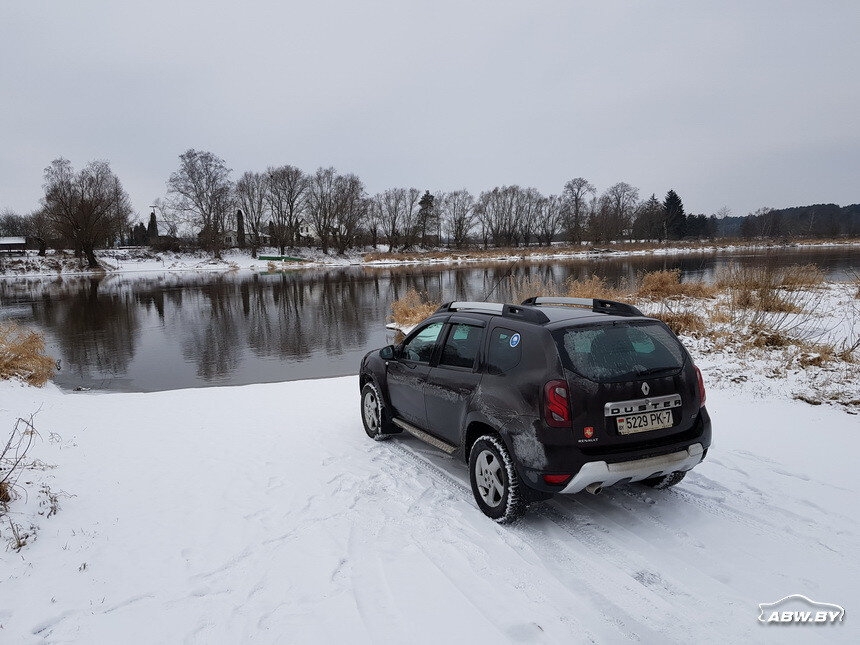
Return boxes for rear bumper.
[559,443,705,493]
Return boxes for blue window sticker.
[510,333,521,348]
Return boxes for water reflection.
[0,246,856,392]
[30,277,141,377]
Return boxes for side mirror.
[379,345,396,360]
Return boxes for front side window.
[438,324,482,369]
[401,322,444,363]
[553,322,685,382]
[486,327,522,374]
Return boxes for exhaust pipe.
[585,483,603,495]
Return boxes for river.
[0,246,856,392]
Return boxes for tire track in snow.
[384,438,703,642]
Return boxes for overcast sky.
[1,1,858,220]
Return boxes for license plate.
[616,410,673,434]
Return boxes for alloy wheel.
[474,449,505,507]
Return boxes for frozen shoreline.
[1,240,858,278]
[0,373,857,643]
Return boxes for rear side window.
[439,324,482,369]
[486,327,522,374]
[554,322,685,382]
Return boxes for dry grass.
[509,274,629,303]
[778,264,825,288]
[716,264,824,291]
[390,290,440,328]
[636,270,716,299]
[716,265,814,315]
[652,311,707,336]
[0,323,55,386]
[564,275,628,300]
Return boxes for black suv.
[359,297,711,523]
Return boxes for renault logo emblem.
[641,382,650,395]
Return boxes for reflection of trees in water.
[28,277,141,376]
[244,273,312,361]
[177,275,243,380]
[244,271,378,360]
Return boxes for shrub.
[390,290,440,328]
[0,323,55,387]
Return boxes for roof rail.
[520,296,644,317]
[436,301,549,324]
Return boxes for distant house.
[0,236,27,255]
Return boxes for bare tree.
[0,210,30,237]
[592,182,639,242]
[236,171,269,257]
[306,168,368,254]
[41,158,133,267]
[514,187,543,247]
[266,165,307,253]
[331,174,367,254]
[307,167,338,254]
[561,177,595,244]
[477,186,520,247]
[441,190,475,249]
[166,149,233,257]
[149,197,183,238]
[398,188,421,250]
[366,200,381,248]
[535,194,562,246]
[375,188,406,251]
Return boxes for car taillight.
[694,366,706,407]
[544,380,571,427]
[543,474,572,485]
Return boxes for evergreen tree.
[417,191,435,246]
[147,211,158,240]
[131,222,148,246]
[236,209,246,248]
[664,190,686,240]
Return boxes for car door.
[425,319,485,445]
[386,321,445,428]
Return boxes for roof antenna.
[482,254,525,302]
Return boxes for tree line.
[1,150,857,265]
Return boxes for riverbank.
[0,375,856,643]
[1,239,858,277]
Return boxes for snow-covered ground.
[2,241,858,277]
[1,376,856,643]
[641,282,860,414]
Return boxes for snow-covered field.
[1,376,856,643]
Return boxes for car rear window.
[553,322,685,382]
[439,324,482,369]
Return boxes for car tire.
[361,381,393,441]
[469,435,527,523]
[641,470,687,489]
